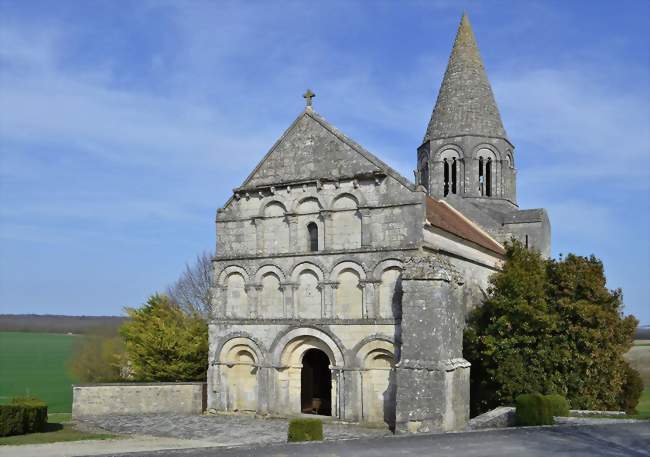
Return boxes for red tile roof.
[425,197,505,255]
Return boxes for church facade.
[207,14,550,433]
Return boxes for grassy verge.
[0,412,117,446]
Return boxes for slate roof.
[426,196,506,255]
[423,13,508,143]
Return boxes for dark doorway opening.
[300,348,332,416]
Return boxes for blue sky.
[0,1,648,324]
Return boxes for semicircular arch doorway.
[300,348,332,416]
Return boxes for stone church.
[207,14,550,433]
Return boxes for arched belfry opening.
[300,348,332,416]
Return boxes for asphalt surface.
[88,422,650,457]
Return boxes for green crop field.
[0,332,79,412]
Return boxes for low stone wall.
[72,382,207,417]
[468,406,516,430]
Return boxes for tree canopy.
[464,241,640,416]
[120,294,208,381]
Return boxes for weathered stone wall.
[72,383,206,417]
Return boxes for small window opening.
[478,157,485,195]
[443,159,449,196]
[451,158,457,194]
[486,158,492,197]
[308,222,319,252]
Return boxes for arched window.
[451,157,457,194]
[307,222,318,252]
[478,157,485,195]
[443,159,449,196]
[440,149,460,197]
[486,158,492,197]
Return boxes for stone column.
[280,282,298,318]
[359,208,372,247]
[251,217,263,254]
[360,280,379,319]
[321,210,333,250]
[286,213,299,251]
[320,281,337,318]
[244,284,260,318]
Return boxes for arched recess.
[255,265,286,318]
[437,147,463,197]
[474,146,500,197]
[295,197,325,252]
[291,262,324,319]
[272,328,346,417]
[225,272,249,318]
[219,337,262,412]
[356,339,396,425]
[330,261,366,319]
[330,193,361,250]
[216,265,250,285]
[260,200,289,254]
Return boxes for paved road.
[89,423,650,457]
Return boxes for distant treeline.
[637,326,650,340]
[0,314,127,334]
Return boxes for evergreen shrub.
[546,394,570,417]
[0,405,26,437]
[287,418,323,442]
[11,396,48,433]
[515,393,554,426]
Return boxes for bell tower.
[417,13,517,207]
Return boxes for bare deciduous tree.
[167,251,214,320]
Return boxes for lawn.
[0,412,116,445]
[0,332,79,412]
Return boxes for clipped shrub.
[515,393,554,426]
[546,394,570,417]
[618,363,644,414]
[287,418,324,442]
[0,405,26,437]
[10,396,48,433]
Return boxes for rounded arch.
[433,144,464,162]
[290,261,325,282]
[293,196,324,214]
[354,338,395,368]
[271,327,345,367]
[434,144,464,161]
[327,191,367,210]
[258,199,288,218]
[254,264,286,283]
[329,260,367,281]
[218,336,264,365]
[505,150,514,168]
[472,144,501,161]
[372,259,403,280]
[216,265,250,286]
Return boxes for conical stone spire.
[423,13,507,143]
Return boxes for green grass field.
[0,332,79,412]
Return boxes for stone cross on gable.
[303,89,315,108]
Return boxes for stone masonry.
[207,13,550,434]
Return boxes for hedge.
[546,394,570,417]
[0,397,48,437]
[515,393,554,426]
[287,418,323,442]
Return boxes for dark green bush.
[287,418,323,442]
[546,394,570,417]
[515,393,554,426]
[0,397,49,437]
[0,405,26,437]
[618,363,644,414]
